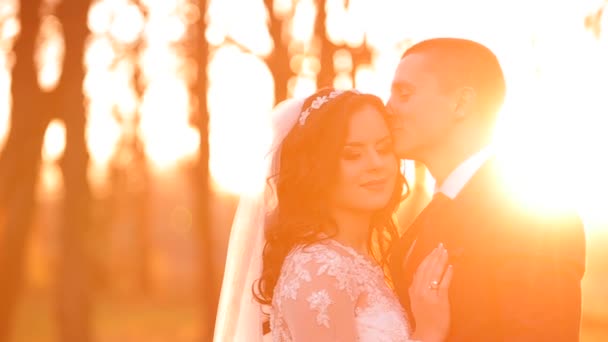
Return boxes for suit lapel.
[391,193,452,317]
[402,196,454,282]
[394,158,500,314]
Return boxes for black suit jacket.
[390,159,586,341]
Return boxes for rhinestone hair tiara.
[298,89,361,126]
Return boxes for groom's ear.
[453,87,476,118]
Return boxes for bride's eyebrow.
[344,136,392,147]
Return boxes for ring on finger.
[428,280,440,290]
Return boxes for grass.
[13,291,200,342]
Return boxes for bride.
[214,88,452,341]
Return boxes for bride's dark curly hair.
[253,88,407,306]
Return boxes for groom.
[387,38,586,341]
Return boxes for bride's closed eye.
[342,145,392,161]
[342,148,362,160]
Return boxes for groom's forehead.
[400,53,464,92]
[394,55,438,87]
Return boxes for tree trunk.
[0,0,51,340]
[349,40,372,88]
[54,0,93,341]
[130,40,152,296]
[193,0,214,340]
[132,140,151,294]
[264,0,292,103]
[315,0,337,89]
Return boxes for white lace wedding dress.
[270,239,416,341]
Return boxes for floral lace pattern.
[270,240,412,341]
[307,290,332,328]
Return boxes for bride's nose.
[367,151,385,170]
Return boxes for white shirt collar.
[435,145,494,200]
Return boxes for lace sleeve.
[278,248,359,341]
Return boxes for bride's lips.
[360,178,390,191]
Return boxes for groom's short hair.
[402,38,507,120]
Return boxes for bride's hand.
[409,243,453,342]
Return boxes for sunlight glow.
[291,0,316,44]
[341,5,364,48]
[36,15,64,91]
[42,119,66,162]
[289,75,316,98]
[0,59,10,151]
[207,45,274,195]
[333,49,352,73]
[273,0,295,19]
[0,1,17,152]
[139,45,182,81]
[88,1,113,34]
[325,0,348,45]
[108,2,145,44]
[490,3,608,219]
[207,0,272,56]
[301,56,321,77]
[84,36,116,69]
[401,160,416,185]
[86,102,122,165]
[144,11,187,43]
[112,60,138,120]
[140,0,181,13]
[39,162,63,195]
[333,73,353,89]
[83,0,199,171]
[83,33,120,166]
[0,16,19,41]
[139,78,200,168]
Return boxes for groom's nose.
[385,100,401,125]
[385,96,400,117]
